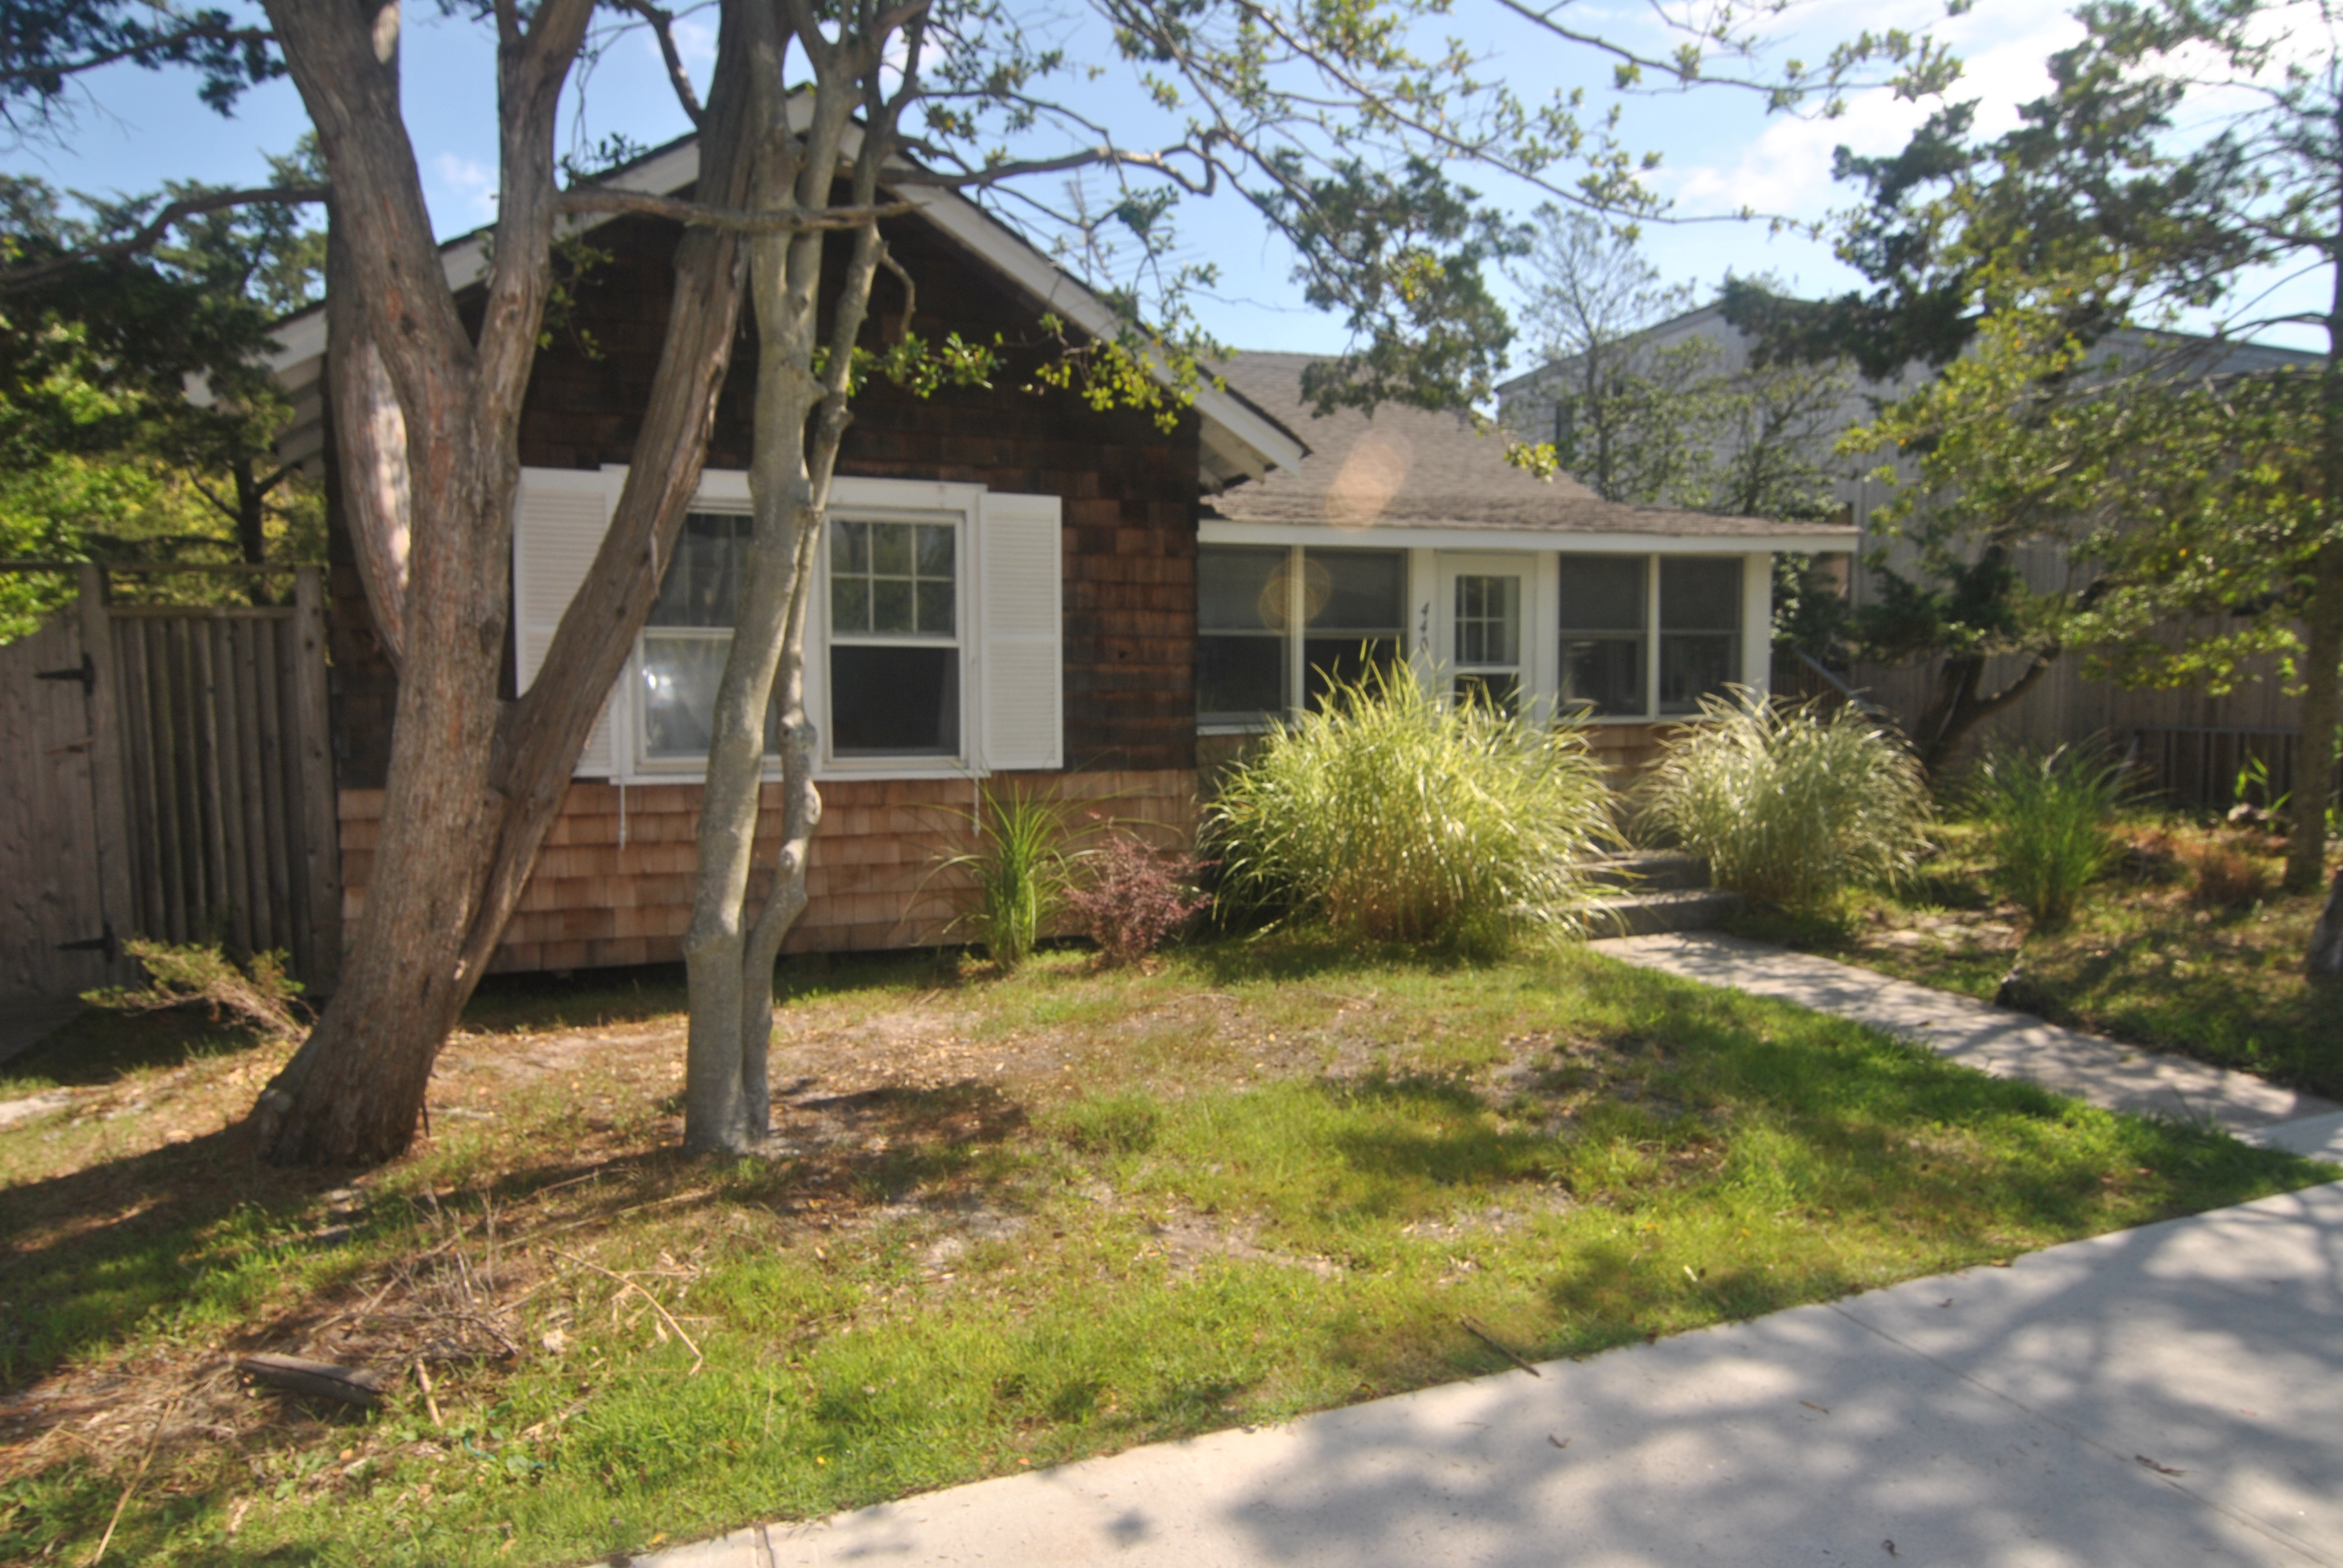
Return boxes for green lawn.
[1727,818,2343,1100]
[1,936,2328,1567]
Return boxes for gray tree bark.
[680,6,919,1154]
[2309,864,2343,979]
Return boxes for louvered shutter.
[512,467,619,776]
[977,491,1063,771]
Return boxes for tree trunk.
[1913,645,2058,777]
[680,21,905,1154]
[251,0,758,1165]
[2289,549,2342,892]
[2310,861,2343,980]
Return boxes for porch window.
[1659,557,1741,714]
[1558,555,1645,716]
[1197,544,1407,725]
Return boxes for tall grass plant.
[1637,689,1932,911]
[1205,664,1614,955]
[939,784,1070,967]
[1965,743,2132,931]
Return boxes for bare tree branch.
[609,0,704,126]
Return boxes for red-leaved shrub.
[1064,831,1209,966]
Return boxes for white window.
[512,468,1060,781]
[1196,544,1408,728]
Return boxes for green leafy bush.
[1638,689,1932,910]
[1205,663,1614,955]
[939,784,1070,967]
[1967,743,2132,931]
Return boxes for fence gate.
[0,565,341,999]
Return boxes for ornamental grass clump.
[939,783,1070,967]
[1637,689,1932,911]
[1967,743,2133,932]
[1205,662,1614,955]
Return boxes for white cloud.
[430,152,499,228]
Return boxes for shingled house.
[266,137,1855,975]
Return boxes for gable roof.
[264,132,1307,487]
[1207,352,1857,547]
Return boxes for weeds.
[1967,744,2131,932]
[1637,690,1932,912]
[1207,662,1614,955]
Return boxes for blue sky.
[5,0,2319,358]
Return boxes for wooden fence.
[0,565,340,998]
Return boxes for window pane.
[1198,634,1285,722]
[831,645,960,756]
[833,518,870,575]
[1660,557,1742,632]
[1562,635,1644,715]
[917,523,954,578]
[1454,574,1520,667]
[915,578,954,635]
[1558,555,1647,632]
[1304,636,1401,711]
[831,575,871,635]
[1199,546,1285,632]
[640,634,725,757]
[650,512,751,627]
[1307,550,1404,630]
[871,521,914,575]
[1660,633,1738,713]
[872,577,915,633]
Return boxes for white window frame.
[1194,529,1774,730]
[600,468,990,783]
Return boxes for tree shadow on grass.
[0,1008,278,1091]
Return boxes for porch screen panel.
[1558,555,1646,716]
[1198,546,1287,724]
[977,491,1063,770]
[513,467,617,774]
[1659,556,1742,714]
[1301,549,1406,710]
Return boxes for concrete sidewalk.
[1595,930,2343,1164]
[646,1181,2343,1567]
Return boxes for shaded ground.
[0,938,2326,1567]
[1726,818,2343,1099]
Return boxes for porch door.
[1436,554,1531,714]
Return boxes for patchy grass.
[1727,818,2343,1100]
[1,937,2328,1567]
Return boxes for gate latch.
[57,922,117,961]
[36,653,94,693]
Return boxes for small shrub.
[1205,662,1614,954]
[1063,829,1209,966]
[937,784,1069,967]
[1966,743,2132,932]
[1636,689,1933,911]
[83,940,310,1040]
[2184,838,2273,909]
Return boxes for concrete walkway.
[1596,930,2343,1165]
[647,1181,2343,1567]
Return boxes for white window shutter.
[977,492,1063,771]
[512,467,619,776]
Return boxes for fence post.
[290,566,343,990]
[77,563,137,984]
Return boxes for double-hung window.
[825,517,962,758]
[640,512,773,760]
[1196,544,1407,726]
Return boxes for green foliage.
[84,939,310,1040]
[1638,690,1933,911]
[940,785,1072,968]
[1964,743,2133,933]
[1206,662,1615,954]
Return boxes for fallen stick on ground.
[91,1394,180,1564]
[1458,1315,1542,1378]
[236,1354,389,1409]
